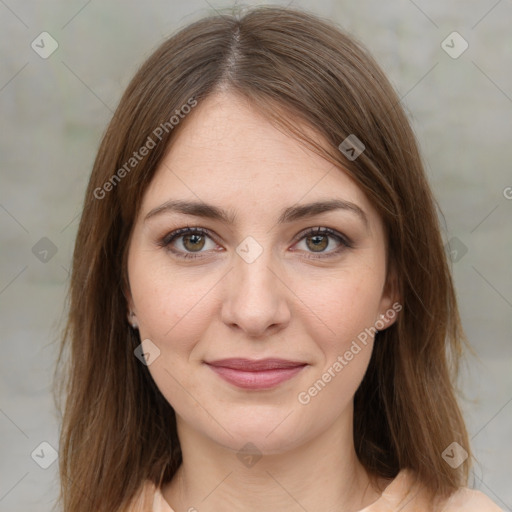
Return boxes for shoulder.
[441,486,504,511]
[142,480,176,512]
[375,470,503,512]
[124,480,175,512]
[133,473,503,512]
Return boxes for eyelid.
[292,226,353,248]
[159,226,216,247]
[158,225,353,259]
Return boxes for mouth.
[204,358,308,390]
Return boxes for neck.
[162,409,387,512]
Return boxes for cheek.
[299,267,385,354]
[128,252,219,351]
[293,274,381,423]
[128,257,217,413]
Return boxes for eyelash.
[157,226,353,261]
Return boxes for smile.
[204,358,308,390]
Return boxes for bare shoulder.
[442,487,504,511]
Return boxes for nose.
[221,246,291,338]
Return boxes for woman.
[54,5,503,512]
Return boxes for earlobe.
[125,286,138,329]
[128,310,138,329]
[378,268,401,330]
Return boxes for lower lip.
[206,364,306,390]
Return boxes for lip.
[205,358,307,390]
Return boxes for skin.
[126,91,398,512]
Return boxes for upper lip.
[205,358,307,371]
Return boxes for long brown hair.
[54,5,471,511]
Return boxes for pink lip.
[205,358,307,390]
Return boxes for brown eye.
[306,234,329,252]
[182,233,206,252]
[292,227,352,259]
[159,227,218,260]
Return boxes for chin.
[200,412,310,455]
[217,431,302,457]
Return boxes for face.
[126,91,397,455]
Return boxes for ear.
[127,310,138,329]
[124,284,138,329]
[377,265,401,331]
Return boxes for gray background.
[0,1,511,510]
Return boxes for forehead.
[140,91,377,225]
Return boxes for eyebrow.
[144,198,368,228]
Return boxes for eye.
[291,227,352,259]
[158,227,219,260]
[158,226,352,261]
